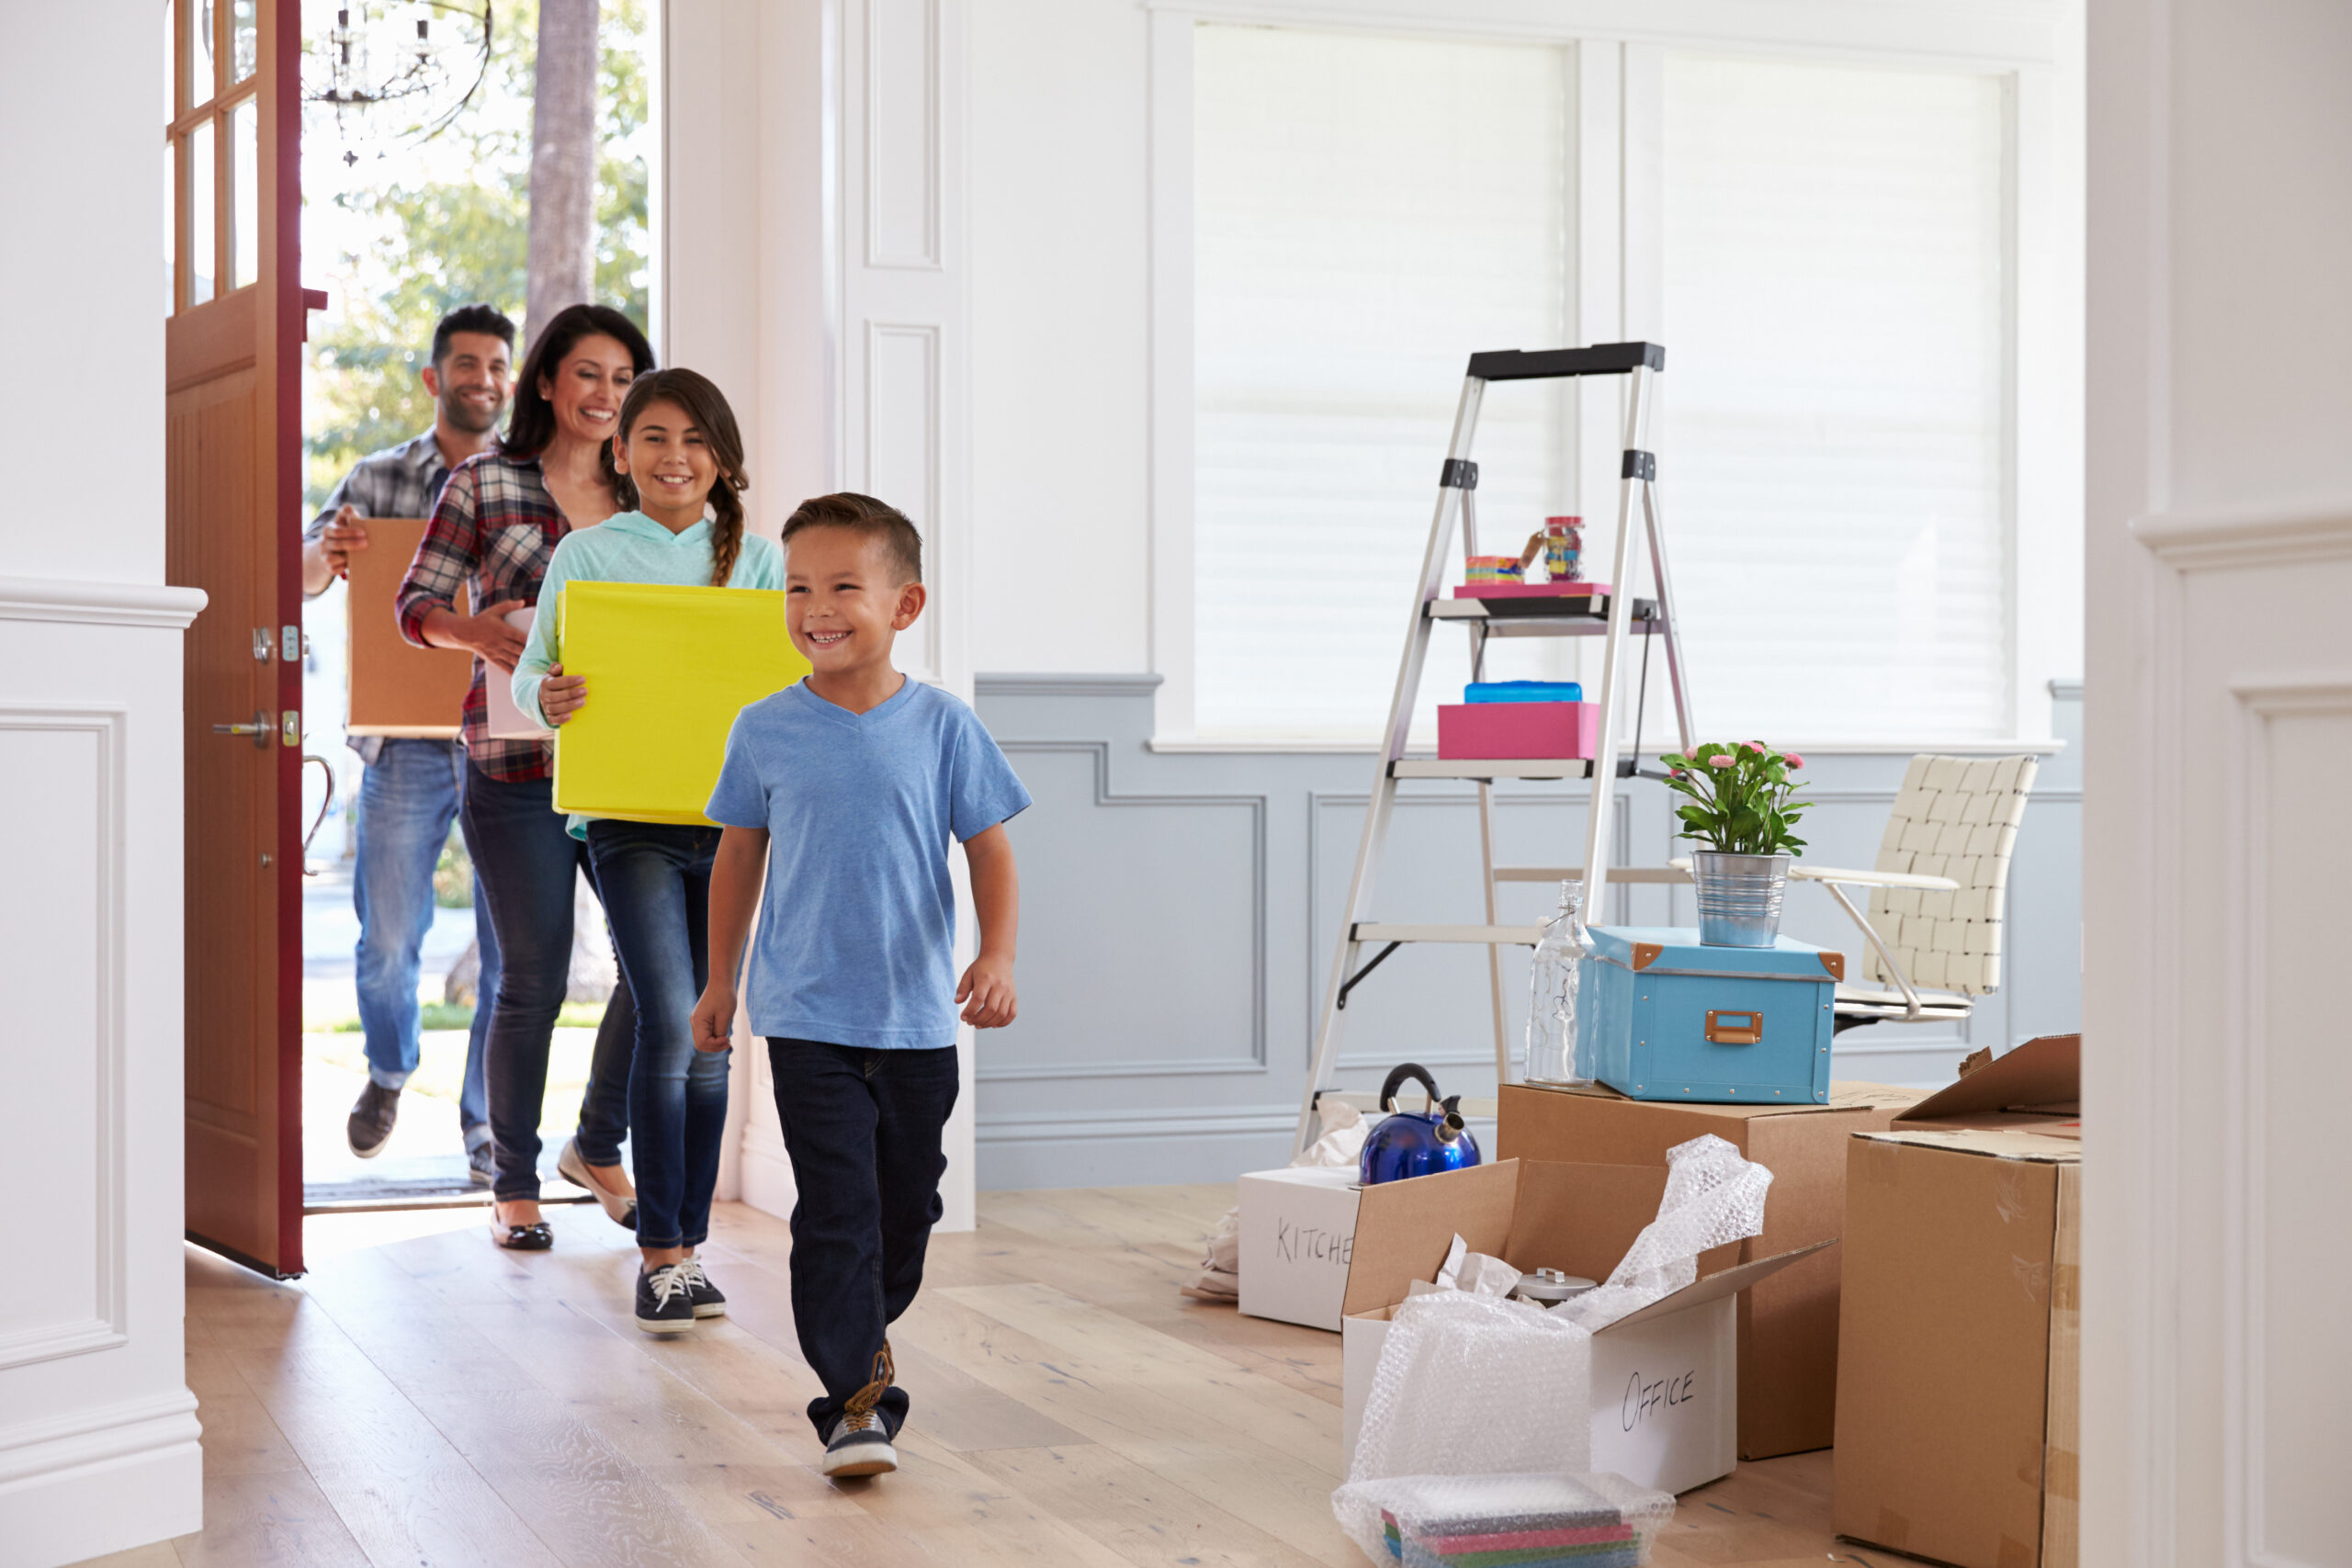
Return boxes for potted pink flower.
[1658,741,1810,946]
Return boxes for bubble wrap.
[1331,1470,1677,1567]
[1348,1291,1594,1485]
[1551,1133,1772,1332]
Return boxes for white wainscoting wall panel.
[0,584,204,1568]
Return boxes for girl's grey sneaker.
[635,1264,696,1335]
[678,1257,727,1318]
[820,1411,897,1477]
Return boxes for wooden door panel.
[167,0,300,1275]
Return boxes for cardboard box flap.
[1340,1159,1671,1319]
[1341,1160,1521,1319]
[1601,1239,1838,1332]
[1861,1127,2083,1163]
[1894,1033,2078,1129]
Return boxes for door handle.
[213,709,270,750]
[1704,1009,1763,1045]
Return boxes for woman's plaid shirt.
[395,449,576,783]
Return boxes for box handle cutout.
[1705,1010,1763,1045]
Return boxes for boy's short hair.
[781,492,923,584]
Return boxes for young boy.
[692,491,1029,1479]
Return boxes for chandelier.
[306,2,495,164]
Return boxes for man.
[307,303,533,1183]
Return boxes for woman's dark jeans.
[584,819,728,1250]
[766,1038,960,1440]
[462,764,636,1201]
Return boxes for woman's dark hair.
[606,369,752,587]
[501,304,657,459]
[780,492,923,585]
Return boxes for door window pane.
[1193,22,1572,739]
[192,0,216,106]
[1661,54,2007,739]
[231,0,255,82]
[164,139,178,314]
[190,117,216,305]
[229,98,258,291]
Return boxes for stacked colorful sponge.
[1374,1474,1655,1568]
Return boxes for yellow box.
[551,581,810,825]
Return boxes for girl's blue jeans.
[585,819,728,1250]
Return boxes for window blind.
[1193,23,1572,740]
[1660,53,2008,741]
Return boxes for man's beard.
[442,390,505,434]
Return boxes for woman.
[394,303,656,1248]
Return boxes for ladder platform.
[1351,922,1542,945]
[1391,757,1597,781]
[1427,595,1660,632]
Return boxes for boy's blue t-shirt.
[705,677,1031,1048]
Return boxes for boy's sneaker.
[820,1409,897,1478]
[678,1256,727,1319]
[635,1264,697,1335]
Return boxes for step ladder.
[1292,343,1699,1155]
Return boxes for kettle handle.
[1379,1062,1443,1114]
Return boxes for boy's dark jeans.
[587,820,727,1250]
[767,1038,959,1439]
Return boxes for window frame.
[1143,0,2082,753]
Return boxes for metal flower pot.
[1690,851,1792,947]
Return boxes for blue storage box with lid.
[1576,926,1842,1104]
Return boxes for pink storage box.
[1449,581,1611,599]
[1437,702,1600,760]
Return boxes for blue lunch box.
[1576,926,1842,1104]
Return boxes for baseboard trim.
[0,1404,202,1568]
[737,1135,797,1224]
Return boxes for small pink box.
[1437,701,1600,761]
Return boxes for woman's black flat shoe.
[491,1220,554,1250]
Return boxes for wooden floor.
[78,1186,1906,1568]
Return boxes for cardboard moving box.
[1237,1166,1361,1332]
[345,517,473,738]
[1498,1079,1917,1459]
[1339,1157,1824,1495]
[1833,1034,2081,1568]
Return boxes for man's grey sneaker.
[678,1257,727,1319]
[346,1082,400,1158]
[635,1264,697,1335]
[466,1139,494,1188]
[821,1411,897,1477]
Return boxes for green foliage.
[305,0,655,510]
[1658,742,1812,857]
[432,827,473,908]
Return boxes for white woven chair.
[1798,754,2040,1031]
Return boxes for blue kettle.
[1359,1063,1483,1186]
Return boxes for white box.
[1237,1166,1362,1332]
[1336,1158,1823,1495]
[485,608,556,739]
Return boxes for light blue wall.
[973,675,2083,1190]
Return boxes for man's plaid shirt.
[395,449,575,783]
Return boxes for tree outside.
[302,0,655,513]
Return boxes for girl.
[396,301,656,1250]
[511,368,784,1331]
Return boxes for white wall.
[2083,0,2352,1561]
[0,4,206,1563]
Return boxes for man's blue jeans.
[352,739,495,1143]
[465,765,636,1201]
[584,820,728,1250]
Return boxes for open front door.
[166,0,304,1275]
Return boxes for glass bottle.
[1524,879,1589,1085]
